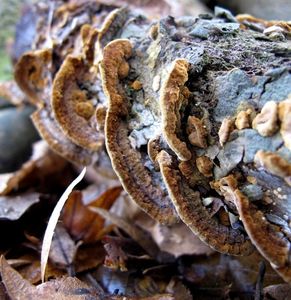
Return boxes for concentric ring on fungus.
[234,188,291,283]
[32,108,92,165]
[157,150,254,255]
[160,59,192,161]
[14,49,52,105]
[101,39,178,224]
[52,55,103,151]
[233,150,291,282]
[155,58,254,255]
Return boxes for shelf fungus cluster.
[14,1,291,282]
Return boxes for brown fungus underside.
[52,55,103,151]
[13,0,291,282]
[101,39,178,224]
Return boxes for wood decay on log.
[11,0,291,282]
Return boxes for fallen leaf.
[49,224,78,273]
[103,236,128,271]
[1,255,35,299]
[263,283,291,299]
[94,265,173,298]
[111,195,214,257]
[89,207,160,259]
[0,192,40,220]
[0,282,8,300]
[0,161,35,195]
[62,185,122,243]
[143,222,214,258]
[0,141,67,195]
[74,243,105,273]
[17,256,65,284]
[228,252,284,293]
[0,256,100,299]
[41,167,86,282]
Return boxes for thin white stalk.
[41,167,86,282]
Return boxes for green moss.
[0,50,13,81]
[0,0,26,81]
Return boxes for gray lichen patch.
[213,69,269,122]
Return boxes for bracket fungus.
[160,59,192,161]
[235,109,251,130]
[278,97,291,151]
[252,101,279,137]
[52,55,103,151]
[218,117,234,146]
[11,0,291,282]
[14,49,52,106]
[234,188,291,282]
[254,150,291,186]
[101,39,178,224]
[157,150,253,255]
[186,116,208,149]
[15,50,95,165]
[31,109,92,166]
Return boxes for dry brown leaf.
[94,265,174,298]
[165,279,192,300]
[0,141,67,195]
[74,243,105,273]
[62,186,122,243]
[89,207,160,259]
[0,282,8,300]
[0,160,35,195]
[7,253,65,284]
[263,283,291,299]
[146,222,214,257]
[49,224,78,272]
[0,256,100,300]
[112,196,214,257]
[17,257,65,285]
[103,236,128,271]
[0,256,35,300]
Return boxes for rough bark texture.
[12,1,291,282]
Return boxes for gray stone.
[0,106,39,173]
